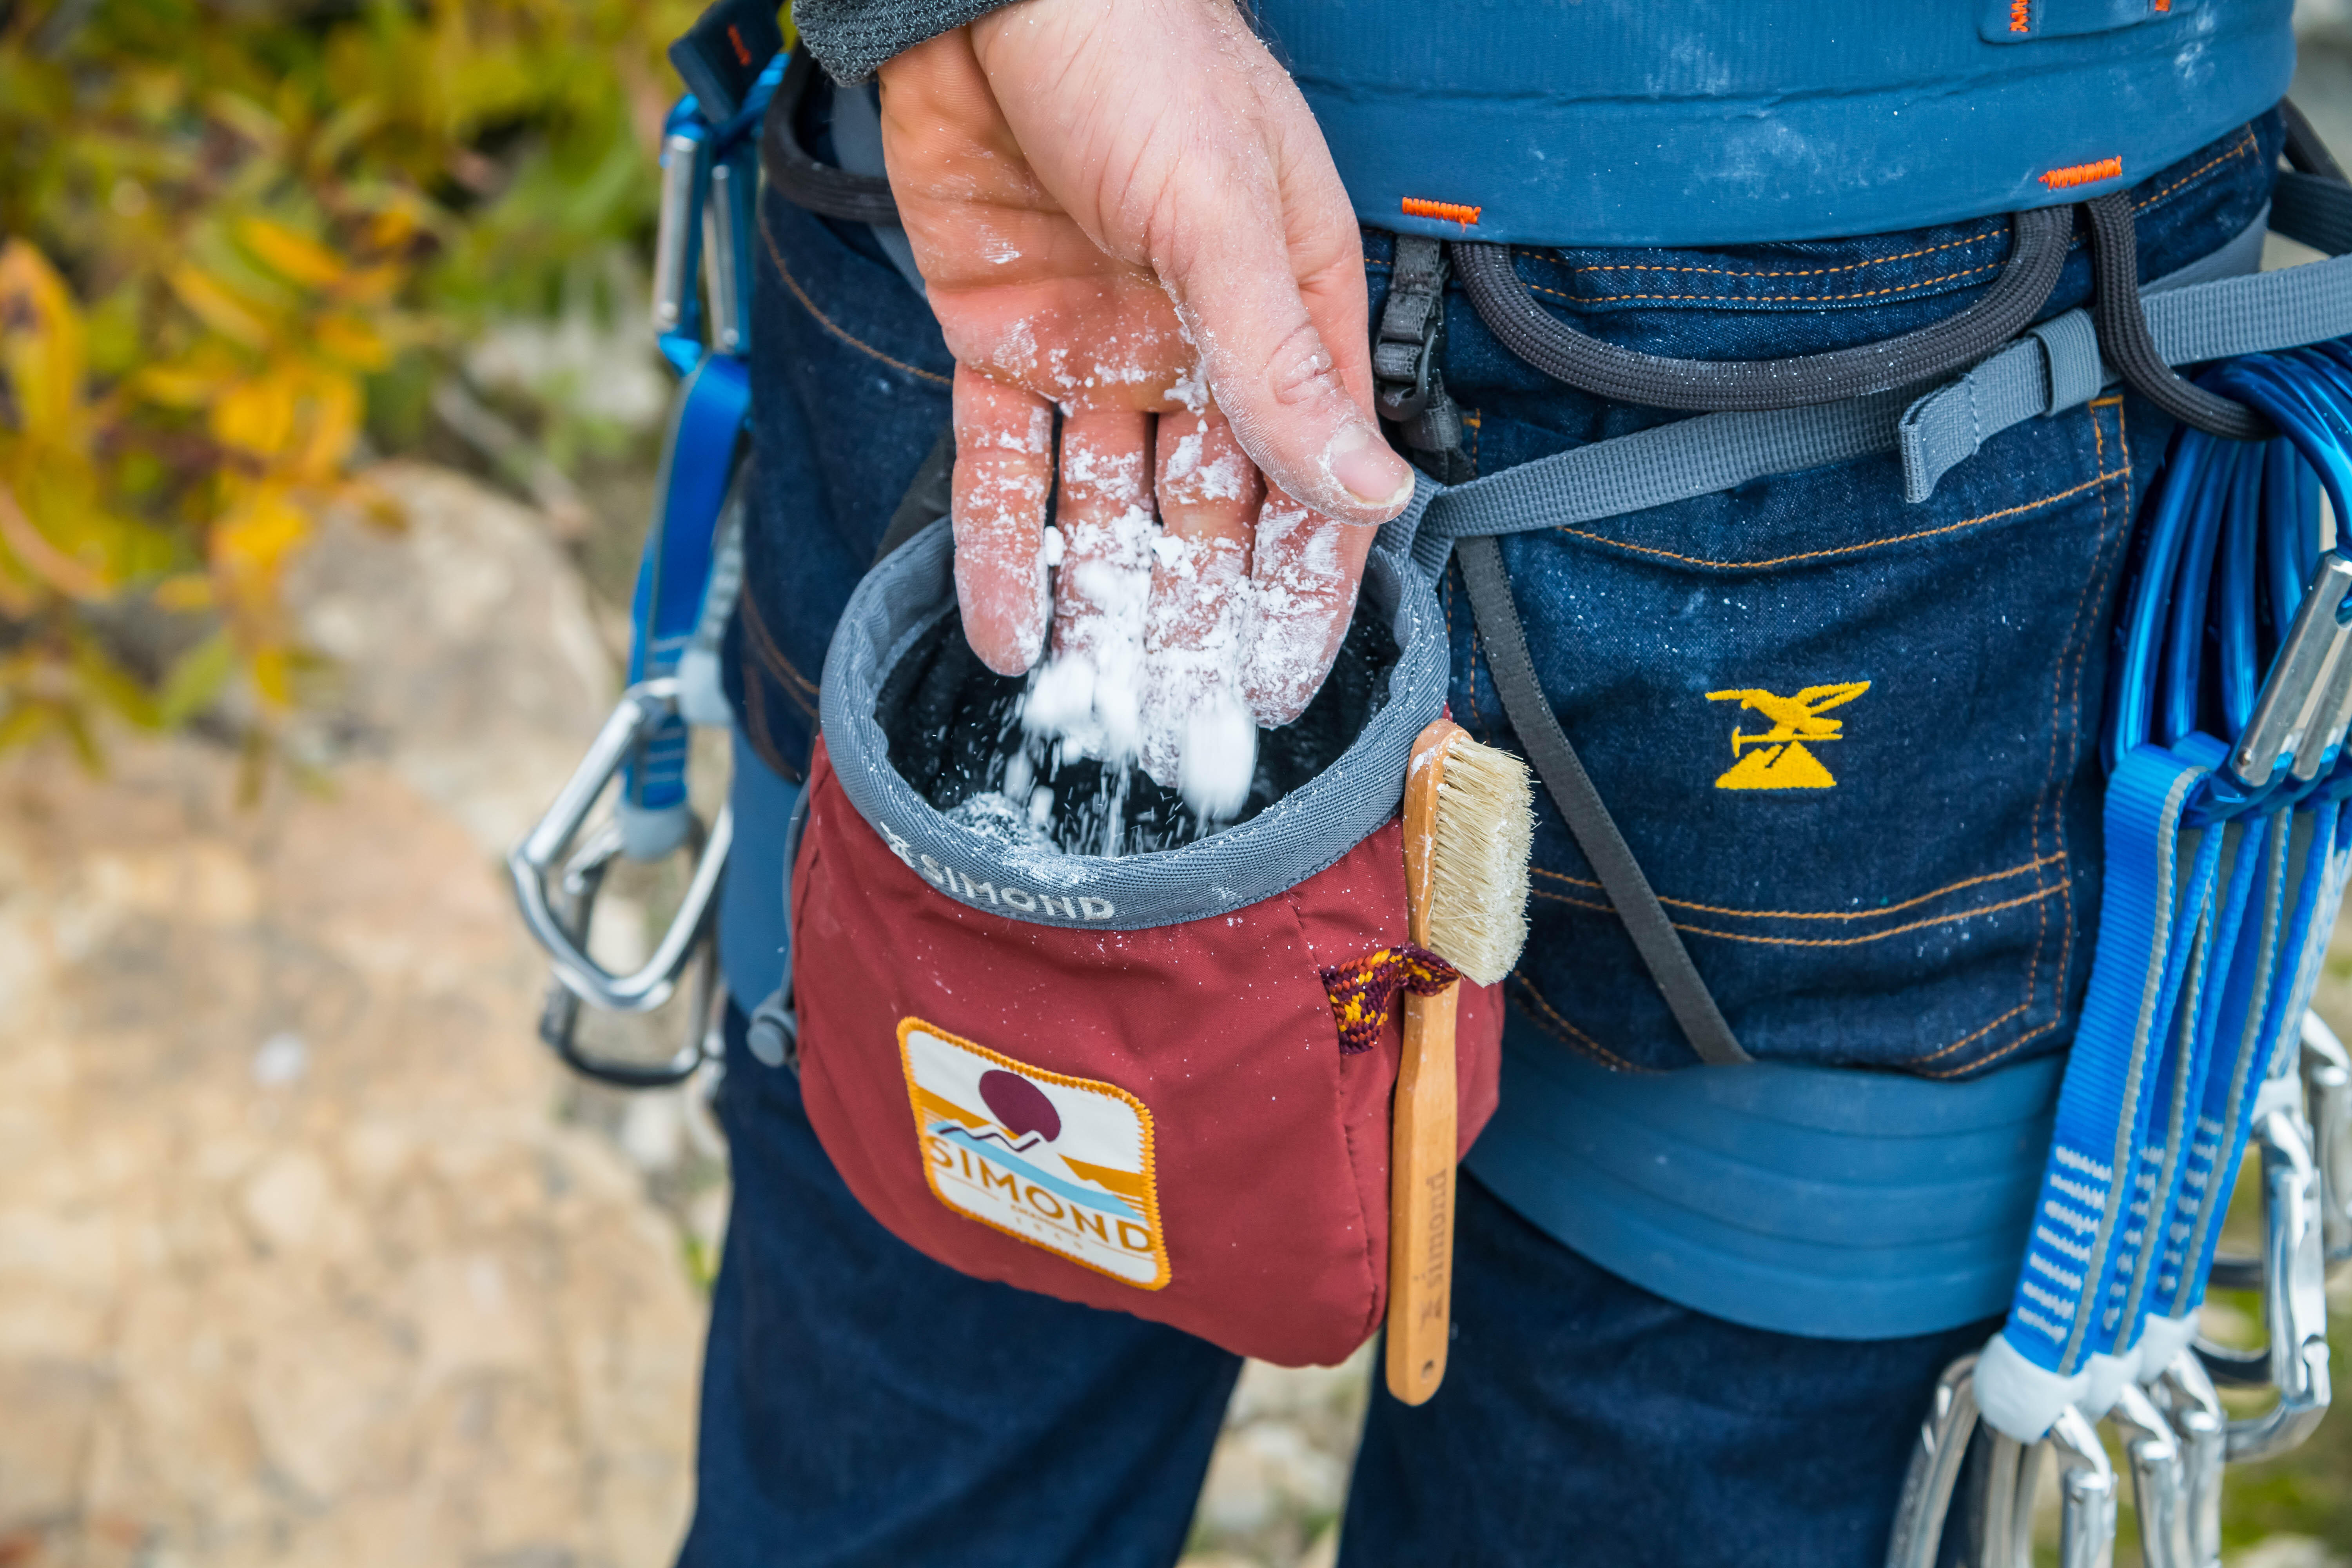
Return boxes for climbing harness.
[509,1,781,1088]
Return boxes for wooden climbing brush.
[1388,717,1533,1405]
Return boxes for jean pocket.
[1458,395,2141,1076]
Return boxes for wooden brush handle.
[1388,717,1465,1406]
[1387,980,1457,1405]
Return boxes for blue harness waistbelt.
[1467,1024,2061,1339]
[1250,0,2293,246]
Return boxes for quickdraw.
[1898,332,2352,1563]
[508,8,782,1088]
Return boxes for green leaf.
[156,627,235,726]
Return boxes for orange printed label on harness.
[898,1018,1170,1290]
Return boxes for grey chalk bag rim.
[817,516,1447,932]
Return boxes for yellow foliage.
[238,216,348,290]
[0,243,90,451]
[166,265,274,351]
[0,0,711,760]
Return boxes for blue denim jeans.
[689,87,2281,1566]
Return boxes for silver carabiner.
[1975,1430,2041,1568]
[2232,550,2352,788]
[2220,1102,2334,1461]
[652,119,711,340]
[2150,1350,2227,1568]
[510,677,735,1013]
[1886,1354,2125,1568]
[534,816,723,1088]
[2301,1009,2352,1269]
[2109,1383,2193,1568]
[2045,1405,2120,1568]
[702,145,754,358]
[1886,1354,1978,1568]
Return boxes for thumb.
[1159,183,1412,528]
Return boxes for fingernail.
[1327,423,1414,510]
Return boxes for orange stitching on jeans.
[1532,882,2063,948]
[1529,853,2064,920]
[1524,261,2004,308]
[1551,464,2127,571]
[2132,129,2258,214]
[1510,227,2004,282]
[1912,1002,2038,1079]
[758,205,952,387]
[1511,971,1642,1071]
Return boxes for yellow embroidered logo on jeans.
[1705,682,1871,790]
[898,1017,1170,1290]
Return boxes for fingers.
[1028,407,1154,759]
[1140,406,1261,808]
[951,365,1054,674]
[1243,485,1378,728]
[1049,408,1156,658]
[1161,215,1412,529]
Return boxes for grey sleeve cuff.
[791,0,1017,83]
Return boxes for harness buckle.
[1373,236,1471,479]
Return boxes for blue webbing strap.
[619,353,752,850]
[1978,338,2352,1439]
[2110,815,2241,1349]
[612,47,777,860]
[2139,816,2274,1328]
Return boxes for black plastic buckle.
[670,0,785,124]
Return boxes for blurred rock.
[0,462,704,1566]
[2238,1537,2349,1568]
[0,739,704,1567]
[287,460,615,858]
[1185,1347,1370,1568]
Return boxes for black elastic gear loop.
[1450,206,2072,412]
[759,48,903,227]
[2082,192,2273,442]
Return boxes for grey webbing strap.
[1405,203,2320,553]
[1454,534,1751,1066]
[1898,207,2274,498]
[1407,391,1911,579]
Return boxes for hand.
[876,0,1413,782]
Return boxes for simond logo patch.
[875,822,1116,920]
[1705,681,1871,791]
[900,1017,1169,1289]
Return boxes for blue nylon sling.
[1978,340,2352,1440]
[613,63,776,858]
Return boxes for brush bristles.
[1426,734,1534,986]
